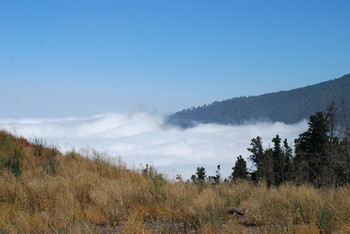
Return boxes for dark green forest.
[169,73,350,127]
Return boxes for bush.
[1,156,21,178]
[143,165,166,203]
[32,137,46,157]
[45,157,60,175]
[0,147,23,178]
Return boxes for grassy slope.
[1,130,350,233]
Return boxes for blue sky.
[1,0,349,118]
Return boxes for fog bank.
[0,112,307,179]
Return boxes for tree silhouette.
[247,136,264,182]
[232,155,248,180]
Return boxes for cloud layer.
[0,112,307,179]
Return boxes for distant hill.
[168,73,350,127]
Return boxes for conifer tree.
[294,112,330,187]
[263,149,275,187]
[283,139,293,181]
[231,155,248,180]
[247,136,264,182]
[196,166,206,182]
[272,135,283,186]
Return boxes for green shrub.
[0,148,23,178]
[2,156,21,177]
[143,164,166,202]
[45,156,60,175]
[32,137,46,156]
[50,145,59,157]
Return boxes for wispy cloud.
[0,112,307,179]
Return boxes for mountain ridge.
[168,73,350,127]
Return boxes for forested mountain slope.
[169,73,350,127]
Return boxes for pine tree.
[283,139,293,181]
[294,112,330,187]
[231,155,248,180]
[263,149,274,187]
[272,135,283,186]
[247,136,264,182]
[196,166,206,182]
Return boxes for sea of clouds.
[0,112,308,180]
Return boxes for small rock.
[225,206,247,216]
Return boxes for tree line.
[190,101,350,188]
[169,74,350,127]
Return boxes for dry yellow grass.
[1,130,350,233]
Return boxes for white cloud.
[0,112,307,180]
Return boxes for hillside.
[2,132,350,232]
[169,74,350,127]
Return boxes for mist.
[0,112,307,179]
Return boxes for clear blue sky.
[1,0,349,118]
